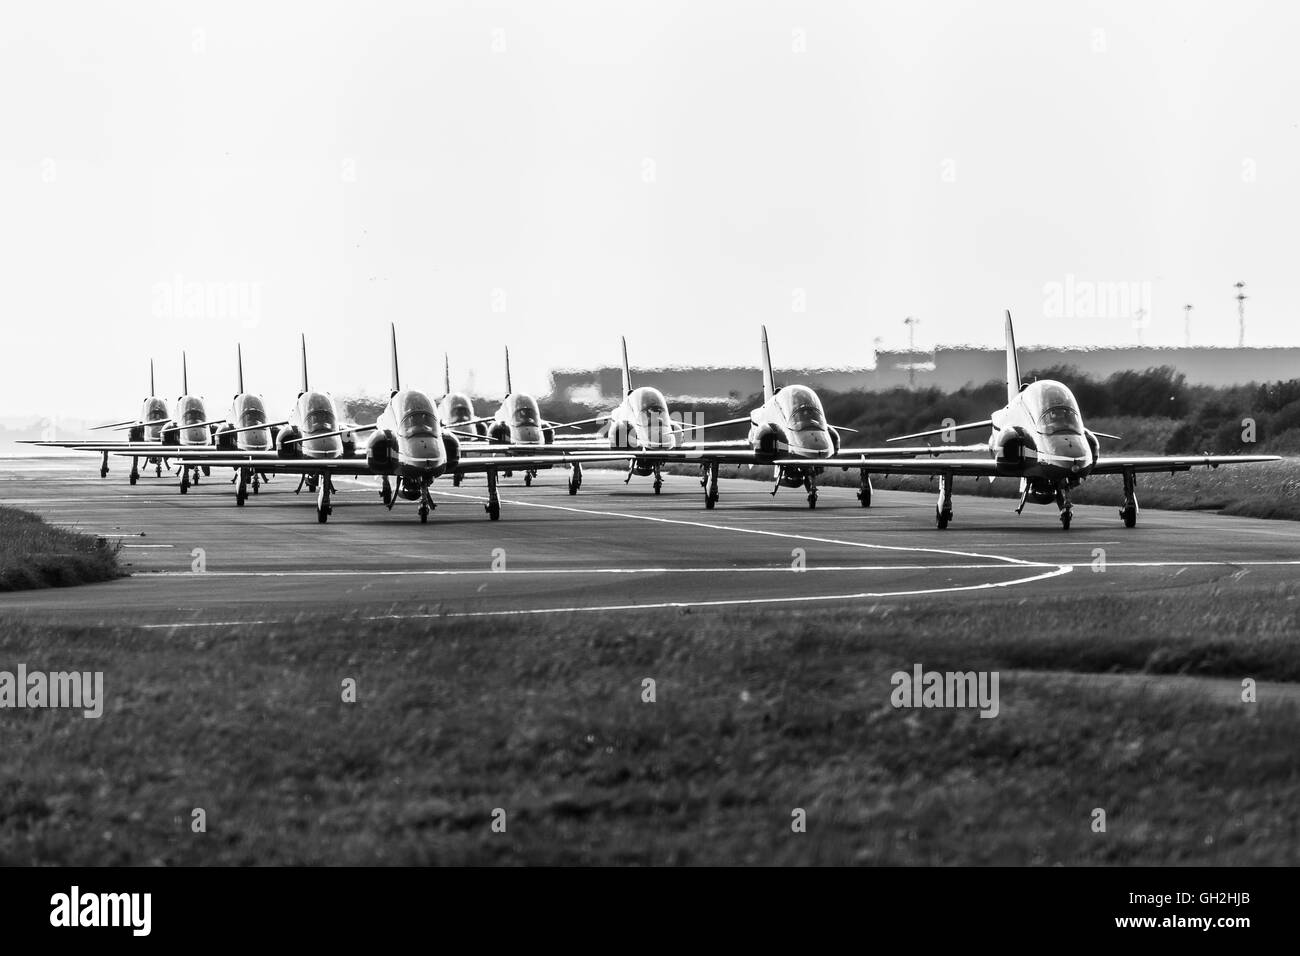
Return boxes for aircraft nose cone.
[788,429,831,457]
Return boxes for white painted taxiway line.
[134,563,1075,629]
[143,563,1055,578]
[427,489,1049,569]
[137,558,1300,578]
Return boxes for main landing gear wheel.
[100,451,109,479]
[236,476,248,506]
[179,470,190,495]
[702,461,721,510]
[380,478,393,507]
[129,473,138,486]
[418,505,429,523]
[1120,469,1139,528]
[524,471,533,487]
[935,473,953,530]
[316,478,331,523]
[453,473,463,487]
[485,468,501,521]
[857,471,872,507]
[1060,510,1072,530]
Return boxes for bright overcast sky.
[2,0,1298,417]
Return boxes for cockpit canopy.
[782,385,827,432]
[442,393,474,424]
[234,394,268,429]
[300,392,337,435]
[631,387,668,418]
[507,395,540,428]
[177,396,207,424]
[1031,383,1083,436]
[141,397,168,422]
[399,392,439,437]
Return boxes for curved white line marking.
[370,564,1076,619]
[136,563,1073,628]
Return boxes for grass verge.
[0,506,123,591]
[2,582,1297,865]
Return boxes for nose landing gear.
[315,474,333,523]
[701,461,720,509]
[935,472,953,529]
[1056,485,1073,530]
[485,467,501,520]
[418,481,435,523]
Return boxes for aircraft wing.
[775,457,1004,477]
[1088,454,1281,475]
[836,444,988,457]
[171,456,374,476]
[455,452,632,472]
[23,440,213,454]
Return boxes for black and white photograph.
[0,0,1293,928]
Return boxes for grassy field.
[2,583,1296,865]
[607,457,1300,521]
[0,506,122,591]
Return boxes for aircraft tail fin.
[236,344,245,394]
[181,352,189,396]
[150,359,156,398]
[1005,310,1021,404]
[760,325,776,402]
[621,337,632,395]
[504,345,512,397]
[390,324,401,396]
[444,353,451,397]
[300,334,309,395]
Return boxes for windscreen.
[400,393,438,436]
[178,397,206,425]
[236,396,268,429]
[785,386,826,431]
[1036,384,1082,435]
[302,393,337,434]
[511,396,540,427]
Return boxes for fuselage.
[747,385,834,460]
[173,395,212,446]
[139,397,169,442]
[610,386,681,451]
[493,393,545,445]
[378,389,448,480]
[988,380,1093,480]
[289,391,343,459]
[229,394,273,451]
[440,392,476,428]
